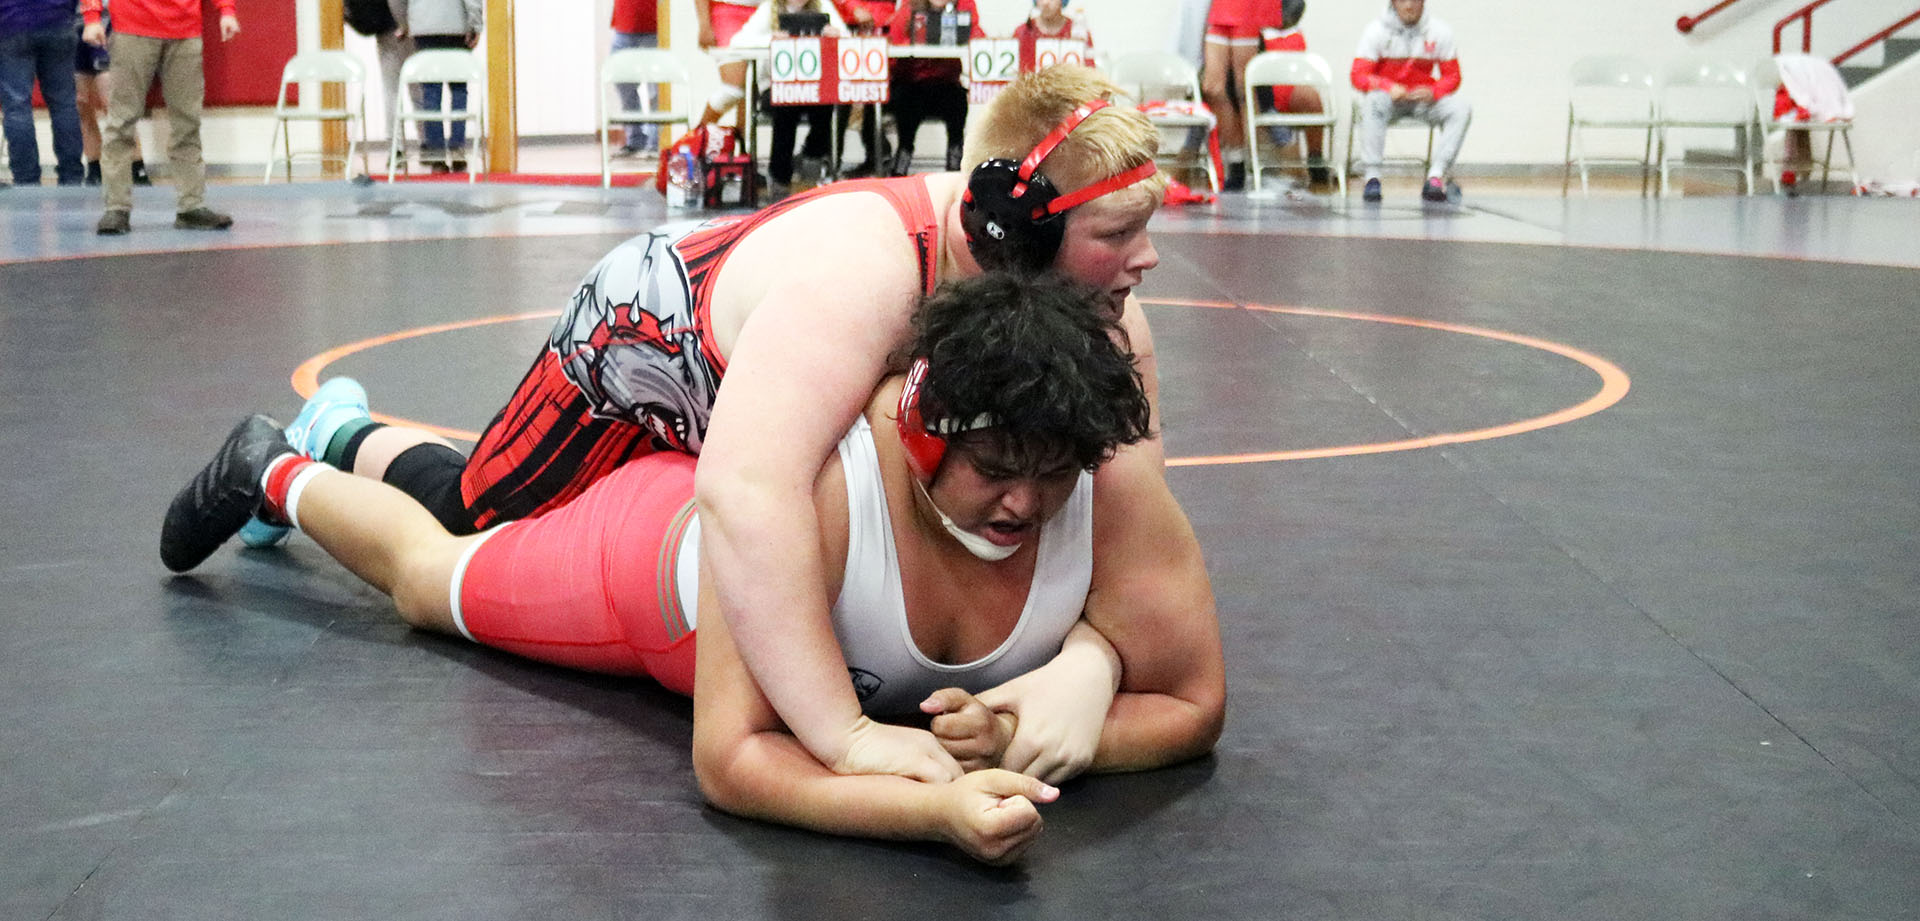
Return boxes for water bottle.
[666,149,696,210]
[686,151,707,209]
[939,6,957,45]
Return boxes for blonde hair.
[962,64,1168,203]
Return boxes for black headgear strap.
[961,100,1158,273]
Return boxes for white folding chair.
[1342,97,1434,196]
[1242,50,1342,195]
[1563,54,1657,197]
[1108,50,1220,193]
[1656,57,1754,196]
[388,49,487,183]
[598,48,702,188]
[1749,55,1857,194]
[263,51,370,183]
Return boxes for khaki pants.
[101,32,206,214]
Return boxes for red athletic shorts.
[711,1,757,46]
[453,452,701,695]
[1206,0,1267,41]
[1205,23,1263,44]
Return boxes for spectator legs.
[1358,90,1393,181]
[1426,94,1471,178]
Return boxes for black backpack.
[344,0,398,37]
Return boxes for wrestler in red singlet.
[458,178,942,531]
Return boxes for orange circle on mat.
[292,300,1632,464]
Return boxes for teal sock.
[324,417,381,468]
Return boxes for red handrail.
[1833,8,1920,66]
[1676,0,1746,33]
[1773,0,1840,52]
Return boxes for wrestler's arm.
[692,575,1059,865]
[1079,447,1227,773]
[694,193,962,783]
[927,619,1120,781]
[1117,291,1165,465]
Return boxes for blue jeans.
[0,22,86,185]
[418,79,467,150]
[610,30,659,151]
[414,35,471,152]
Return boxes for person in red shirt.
[81,0,238,234]
[1012,0,1092,46]
[845,0,894,30]
[885,0,984,174]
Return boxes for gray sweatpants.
[1357,90,1471,180]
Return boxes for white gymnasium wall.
[1217,0,1919,168]
[20,0,1911,178]
[1847,50,1920,182]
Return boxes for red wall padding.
[201,0,299,106]
[31,2,300,108]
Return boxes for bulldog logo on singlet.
[848,667,883,702]
[548,227,720,453]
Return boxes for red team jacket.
[1349,5,1461,99]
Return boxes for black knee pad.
[381,443,478,535]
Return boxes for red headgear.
[896,358,948,482]
[895,357,999,483]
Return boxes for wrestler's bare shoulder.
[708,175,966,351]
[728,174,962,261]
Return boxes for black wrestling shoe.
[160,415,296,573]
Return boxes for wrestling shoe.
[1362,178,1382,203]
[1422,177,1449,203]
[161,415,297,573]
[237,377,369,548]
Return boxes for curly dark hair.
[898,271,1154,477]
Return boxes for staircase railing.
[1676,0,1749,34]
[1831,8,1920,66]
[1773,0,1842,53]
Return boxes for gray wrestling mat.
[2,181,1915,920]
